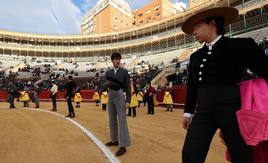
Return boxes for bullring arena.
[0,0,268,162]
[0,102,227,163]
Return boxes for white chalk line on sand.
[19,107,121,163]
[0,105,10,108]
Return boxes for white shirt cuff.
[183,113,193,118]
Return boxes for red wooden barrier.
[0,90,95,101]
[36,90,95,100]
[0,91,8,101]
[0,86,187,104]
[155,85,187,105]
[171,85,187,104]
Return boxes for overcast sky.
[0,0,187,35]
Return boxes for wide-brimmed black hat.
[181,7,239,34]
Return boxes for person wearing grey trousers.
[33,77,47,108]
[104,52,131,157]
[33,88,41,108]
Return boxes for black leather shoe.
[65,115,71,118]
[50,108,57,112]
[115,147,126,157]
[70,114,75,118]
[105,141,119,146]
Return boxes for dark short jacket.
[64,81,77,97]
[185,36,268,114]
[104,67,131,103]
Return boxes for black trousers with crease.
[182,84,252,163]
[67,97,75,115]
[51,94,57,109]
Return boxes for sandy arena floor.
[0,101,228,163]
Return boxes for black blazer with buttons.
[184,36,268,114]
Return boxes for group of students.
[11,82,83,109]
[6,71,174,118]
[6,79,43,109]
[92,81,174,117]
[92,81,144,117]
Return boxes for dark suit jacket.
[185,36,268,114]
[64,81,77,98]
[104,67,131,103]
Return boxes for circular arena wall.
[0,0,267,59]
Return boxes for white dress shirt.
[113,67,119,75]
[50,84,58,95]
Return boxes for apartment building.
[134,0,177,26]
[81,0,134,34]
[81,0,186,34]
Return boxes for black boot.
[115,147,126,157]
[105,141,119,146]
[132,107,136,117]
[127,107,131,116]
[50,108,57,112]
[71,112,75,118]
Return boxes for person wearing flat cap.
[104,52,131,157]
[181,7,268,163]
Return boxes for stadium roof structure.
[0,0,267,59]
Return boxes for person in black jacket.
[181,7,268,163]
[6,83,20,109]
[64,75,76,118]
